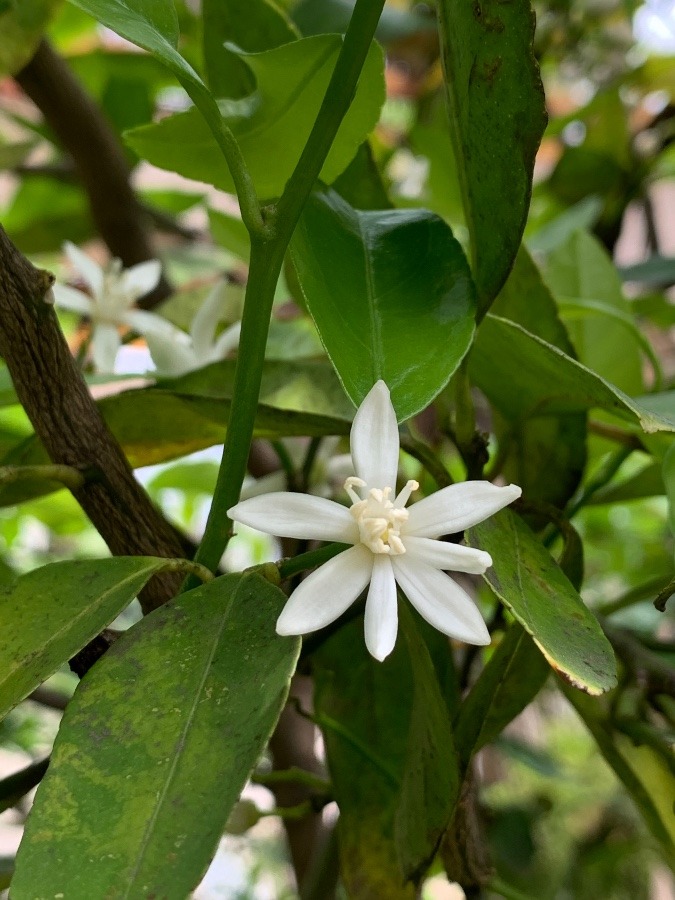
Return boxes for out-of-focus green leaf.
[589,461,665,505]
[662,443,675,537]
[13,572,300,899]
[203,0,298,98]
[208,207,250,261]
[467,510,616,696]
[292,0,436,42]
[2,176,93,253]
[331,141,391,211]
[470,315,675,434]
[544,230,643,396]
[0,0,60,77]
[454,623,549,765]
[0,556,183,720]
[620,255,675,287]
[290,189,476,421]
[0,137,37,170]
[125,36,385,201]
[527,196,604,254]
[489,247,587,510]
[394,605,459,883]
[437,0,547,313]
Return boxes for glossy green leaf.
[0,556,183,720]
[203,0,298,98]
[453,623,549,766]
[13,573,300,899]
[489,248,587,509]
[290,189,476,421]
[467,509,616,696]
[125,35,385,201]
[470,315,675,434]
[437,0,547,312]
[313,617,415,899]
[394,605,459,883]
[544,230,643,396]
[0,0,60,77]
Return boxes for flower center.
[344,477,419,555]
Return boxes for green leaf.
[290,189,476,421]
[0,556,182,720]
[437,0,547,313]
[13,573,300,899]
[489,248,587,510]
[394,606,459,883]
[0,0,60,77]
[470,315,675,434]
[543,230,643,396]
[203,0,298,98]
[313,617,415,898]
[467,509,616,696]
[125,35,385,201]
[208,207,250,261]
[453,623,549,766]
[589,461,665,505]
[292,0,436,43]
[620,255,675,287]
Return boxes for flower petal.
[122,260,162,301]
[191,282,225,355]
[276,545,372,635]
[211,321,241,361]
[228,493,359,543]
[52,284,93,316]
[402,535,492,573]
[351,380,399,489]
[90,323,121,373]
[64,242,104,297]
[392,555,490,645]
[405,481,522,538]
[364,555,398,661]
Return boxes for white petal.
[52,284,93,316]
[276,545,372,635]
[392,556,490,645]
[90,323,121,373]
[402,535,492,573]
[122,260,162,300]
[364,555,398,661]
[405,482,522,538]
[124,309,191,345]
[64,241,104,297]
[211,321,241,360]
[191,282,225,354]
[350,380,399,489]
[228,493,359,543]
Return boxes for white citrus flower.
[146,281,241,376]
[229,381,521,661]
[52,242,175,372]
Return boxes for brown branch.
[0,225,185,614]
[15,40,169,307]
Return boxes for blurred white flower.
[634,0,675,54]
[229,381,521,661]
[146,281,241,376]
[53,242,176,373]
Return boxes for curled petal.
[124,309,189,344]
[402,535,492,573]
[228,493,359,544]
[392,556,490,645]
[364,555,398,661]
[351,380,399,490]
[276,545,373,635]
[51,284,93,316]
[212,321,241,360]
[90,323,121,373]
[64,241,104,297]
[405,481,522,538]
[122,260,162,301]
[191,282,225,355]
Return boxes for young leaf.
[437,0,547,313]
[290,189,476,421]
[125,35,385,201]
[471,315,675,434]
[203,0,298,98]
[0,556,186,720]
[0,0,60,77]
[467,509,616,696]
[13,572,300,899]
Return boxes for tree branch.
[0,226,185,614]
[15,40,169,307]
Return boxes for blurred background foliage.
[0,0,673,897]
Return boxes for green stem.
[192,0,386,577]
[278,543,349,581]
[0,463,90,491]
[253,766,331,794]
[597,573,672,616]
[565,446,633,520]
[400,433,453,488]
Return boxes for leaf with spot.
[12,572,300,899]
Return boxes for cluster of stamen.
[344,477,419,555]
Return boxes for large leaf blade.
[13,572,300,899]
